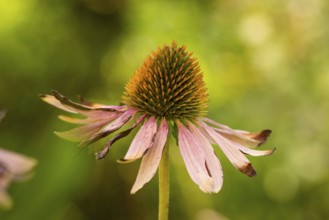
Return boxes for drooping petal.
[54,120,111,142]
[55,110,135,145]
[237,144,275,156]
[40,94,78,113]
[239,129,272,146]
[95,115,146,160]
[200,121,256,177]
[131,118,168,194]
[41,91,127,116]
[187,121,223,193]
[58,111,121,125]
[58,115,92,124]
[122,116,157,162]
[86,110,136,145]
[177,121,213,193]
[203,118,271,148]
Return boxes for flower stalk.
[158,128,170,220]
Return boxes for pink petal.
[99,110,135,134]
[131,118,168,194]
[187,122,223,193]
[122,116,157,162]
[54,120,111,142]
[83,107,128,118]
[58,111,120,124]
[95,114,147,160]
[177,121,213,193]
[0,148,37,176]
[55,110,135,144]
[203,118,271,148]
[200,121,256,177]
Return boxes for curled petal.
[54,120,110,143]
[58,110,120,125]
[131,118,168,194]
[200,121,256,177]
[238,144,276,156]
[240,130,272,146]
[187,121,223,193]
[41,90,126,116]
[86,110,136,145]
[177,121,213,193]
[55,110,135,145]
[95,115,146,160]
[58,115,91,124]
[40,94,77,113]
[121,116,157,162]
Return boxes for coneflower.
[41,41,274,220]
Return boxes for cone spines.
[122,41,208,121]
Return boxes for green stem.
[158,133,170,220]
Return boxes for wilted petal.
[200,121,256,177]
[238,144,275,156]
[177,121,213,193]
[40,94,77,113]
[188,122,223,193]
[203,118,271,148]
[58,115,91,124]
[122,116,157,162]
[131,119,168,194]
[95,115,146,160]
[86,110,136,145]
[239,129,272,146]
[54,120,111,142]
[41,91,126,116]
[58,111,120,124]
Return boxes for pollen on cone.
[122,41,208,121]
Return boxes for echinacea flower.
[41,41,274,194]
[0,112,37,209]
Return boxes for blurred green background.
[1,0,329,219]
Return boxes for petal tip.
[95,149,109,160]
[255,129,272,146]
[269,147,277,155]
[239,163,257,177]
[117,158,136,164]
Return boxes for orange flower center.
[122,41,208,121]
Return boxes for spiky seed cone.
[122,41,208,121]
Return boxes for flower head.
[0,111,37,209]
[41,41,274,193]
